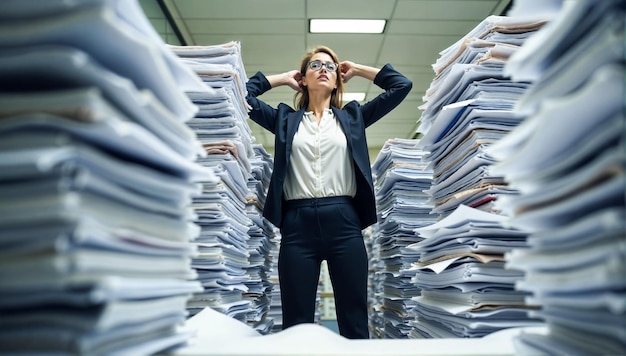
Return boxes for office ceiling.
[139,0,511,159]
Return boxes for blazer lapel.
[333,107,369,178]
[285,108,305,162]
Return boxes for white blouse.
[283,108,357,200]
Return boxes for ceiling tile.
[394,0,502,20]
[387,19,479,36]
[378,34,461,66]
[173,0,305,18]
[191,34,306,66]
[307,0,396,19]
[306,34,383,64]
[186,19,305,35]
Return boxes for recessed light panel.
[309,19,386,34]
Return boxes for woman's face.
[302,52,338,95]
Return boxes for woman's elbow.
[400,79,413,97]
[404,78,413,91]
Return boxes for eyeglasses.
[307,60,338,72]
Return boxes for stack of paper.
[407,13,553,340]
[243,144,280,334]
[416,15,547,218]
[406,206,542,338]
[489,0,625,354]
[368,138,436,338]
[0,1,211,354]
[364,226,386,338]
[172,42,279,334]
[267,234,284,333]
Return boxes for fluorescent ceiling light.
[310,19,386,34]
[343,92,366,102]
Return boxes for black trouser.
[278,196,369,339]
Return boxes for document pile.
[0,1,212,354]
[267,236,284,333]
[243,144,280,334]
[407,205,541,338]
[407,13,551,339]
[172,42,279,333]
[416,15,547,218]
[488,0,625,354]
[368,138,435,338]
[364,226,385,337]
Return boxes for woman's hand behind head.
[340,61,356,83]
[284,70,303,92]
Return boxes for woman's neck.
[307,93,332,120]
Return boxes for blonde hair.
[294,46,344,109]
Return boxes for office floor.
[320,320,339,334]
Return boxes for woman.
[245,46,412,339]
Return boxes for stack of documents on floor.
[488,0,625,354]
[243,144,279,334]
[416,15,547,218]
[267,236,283,333]
[172,42,278,333]
[407,205,542,338]
[364,226,385,338]
[408,13,553,339]
[0,1,212,354]
[175,43,253,322]
[369,138,436,338]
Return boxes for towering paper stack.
[243,144,280,334]
[416,15,546,217]
[409,14,549,338]
[368,138,435,338]
[491,0,625,354]
[0,1,211,353]
[172,42,279,334]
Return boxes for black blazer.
[245,63,412,230]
